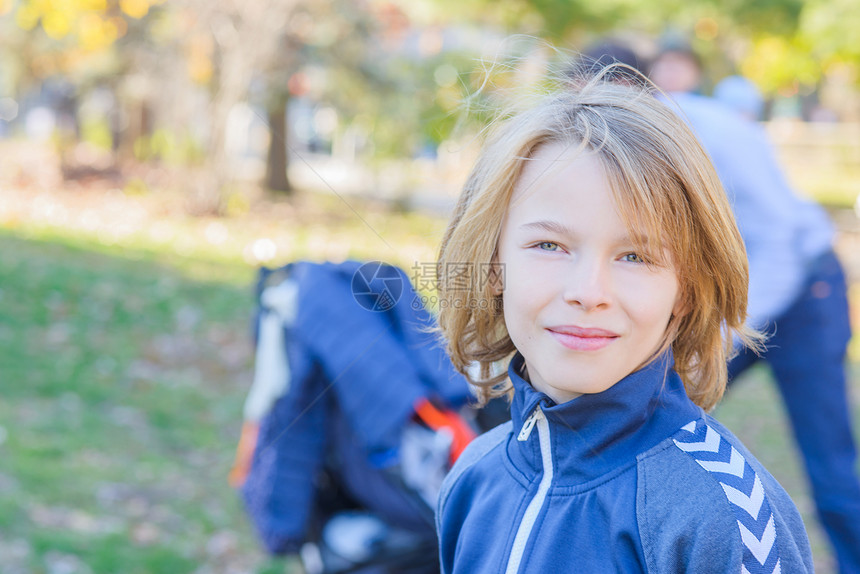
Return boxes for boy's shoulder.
[436,421,512,508]
[445,420,512,482]
[635,415,812,574]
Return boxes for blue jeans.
[729,250,860,574]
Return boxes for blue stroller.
[232,261,502,573]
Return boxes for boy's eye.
[622,253,645,263]
[537,241,560,251]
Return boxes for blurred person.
[714,75,765,122]
[573,40,647,80]
[649,45,702,94]
[646,44,860,574]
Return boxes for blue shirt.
[666,92,833,328]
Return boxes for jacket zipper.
[505,406,553,574]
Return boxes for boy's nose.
[562,258,611,311]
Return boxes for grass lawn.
[0,183,452,573]
[1,182,858,573]
[0,230,294,573]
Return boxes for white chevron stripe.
[722,474,765,520]
[696,446,745,477]
[741,560,781,574]
[738,514,777,565]
[673,424,721,453]
[675,423,781,574]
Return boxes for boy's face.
[496,142,682,404]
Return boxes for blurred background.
[1,0,859,572]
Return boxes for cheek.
[622,277,680,329]
[502,262,554,309]
[501,284,527,326]
[501,279,543,338]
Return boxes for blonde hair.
[436,69,760,412]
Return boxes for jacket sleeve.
[636,434,813,574]
[637,444,743,573]
[437,422,512,574]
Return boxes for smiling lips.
[547,326,619,351]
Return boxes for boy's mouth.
[546,326,619,351]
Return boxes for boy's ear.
[672,291,689,319]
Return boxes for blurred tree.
[799,0,860,63]
[163,0,385,204]
[10,0,164,55]
[420,0,850,94]
[5,0,858,205]
[169,0,300,209]
[256,0,378,193]
[3,0,169,153]
[740,35,819,95]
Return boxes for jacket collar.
[507,350,702,485]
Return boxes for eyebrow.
[519,220,575,236]
[519,220,662,249]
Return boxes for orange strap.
[231,403,476,486]
[228,421,260,488]
[414,398,477,465]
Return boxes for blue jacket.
[437,353,813,573]
[242,261,472,554]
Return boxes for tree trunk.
[265,98,291,193]
[199,45,252,214]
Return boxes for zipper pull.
[517,407,543,441]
